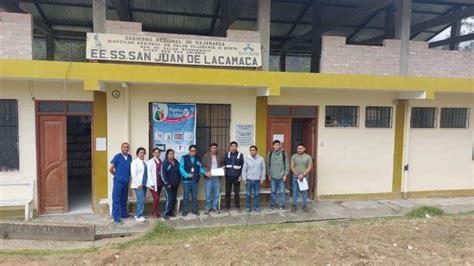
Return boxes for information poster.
[235,124,254,146]
[152,103,196,160]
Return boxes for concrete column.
[257,0,271,71]
[449,20,461,50]
[310,0,323,73]
[93,0,107,33]
[396,0,412,76]
[46,34,54,61]
[279,51,286,72]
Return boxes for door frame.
[35,100,94,215]
[267,105,319,199]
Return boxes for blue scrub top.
[111,153,132,183]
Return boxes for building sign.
[235,124,254,146]
[152,103,196,160]
[86,33,261,68]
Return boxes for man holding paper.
[203,143,224,214]
[290,143,313,213]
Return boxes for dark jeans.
[225,176,240,209]
[164,185,178,216]
[183,181,198,213]
[112,180,129,222]
[245,179,261,210]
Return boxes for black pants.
[225,176,240,209]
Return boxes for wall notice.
[235,124,254,146]
[86,32,261,68]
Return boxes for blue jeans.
[270,178,286,208]
[134,187,147,218]
[183,181,198,213]
[292,176,308,207]
[112,180,129,222]
[245,179,261,210]
[205,178,221,210]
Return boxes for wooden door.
[267,117,292,153]
[302,119,317,199]
[38,115,68,214]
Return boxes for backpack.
[268,150,286,168]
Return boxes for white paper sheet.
[211,168,225,176]
[297,177,309,191]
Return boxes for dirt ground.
[1,214,473,265]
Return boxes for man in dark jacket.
[179,145,209,216]
[224,141,244,210]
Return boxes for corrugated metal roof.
[17,0,472,54]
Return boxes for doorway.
[67,116,92,213]
[37,101,93,214]
[267,106,318,199]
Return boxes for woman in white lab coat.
[131,147,148,222]
[146,148,163,219]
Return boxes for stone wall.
[320,36,474,79]
[0,12,32,60]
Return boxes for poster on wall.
[152,103,196,160]
[235,124,254,146]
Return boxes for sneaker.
[280,207,287,211]
[114,220,123,225]
[269,206,275,210]
[216,209,221,214]
[182,211,188,217]
[135,216,146,222]
[245,207,251,213]
[204,209,211,215]
[303,206,310,212]
[163,215,170,220]
[290,206,297,212]
[192,210,200,216]
[254,208,261,213]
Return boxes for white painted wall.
[0,80,93,208]
[269,89,398,196]
[407,93,474,192]
[105,83,257,200]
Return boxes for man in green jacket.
[267,140,289,210]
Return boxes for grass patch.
[0,247,98,257]
[118,222,296,249]
[405,206,444,219]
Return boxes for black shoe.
[291,206,297,212]
[303,206,310,212]
[163,215,170,220]
[169,213,176,217]
[182,211,188,217]
[192,210,200,216]
[204,209,211,215]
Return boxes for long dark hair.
[165,149,175,161]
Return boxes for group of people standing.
[109,140,313,225]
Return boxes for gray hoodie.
[242,154,266,181]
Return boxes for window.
[38,101,65,113]
[0,100,19,171]
[365,106,393,128]
[325,106,359,127]
[410,107,437,128]
[440,108,469,128]
[268,106,291,116]
[196,104,231,157]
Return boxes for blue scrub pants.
[112,179,129,222]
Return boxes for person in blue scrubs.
[179,145,210,216]
[109,142,132,225]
